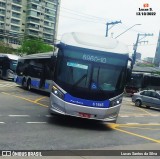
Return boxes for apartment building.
[0,0,60,48]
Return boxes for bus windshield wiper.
[73,74,87,87]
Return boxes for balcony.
[12,0,22,5]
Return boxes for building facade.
[0,0,60,48]
[154,31,160,67]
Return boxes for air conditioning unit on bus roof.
[60,32,129,54]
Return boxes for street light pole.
[115,24,141,39]
[106,20,121,37]
[132,33,154,65]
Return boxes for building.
[154,31,160,67]
[143,57,154,64]
[0,0,60,48]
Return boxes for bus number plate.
[79,112,91,118]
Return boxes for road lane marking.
[1,92,48,108]
[119,115,129,117]
[0,122,5,124]
[126,123,140,125]
[9,115,30,117]
[108,124,160,144]
[26,122,47,124]
[116,126,160,130]
[137,107,153,115]
[45,115,52,117]
[113,127,160,143]
[34,96,47,102]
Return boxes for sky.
[57,0,160,59]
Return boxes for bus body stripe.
[64,93,110,108]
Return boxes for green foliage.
[136,62,155,67]
[0,41,15,54]
[18,37,53,55]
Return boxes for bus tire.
[22,78,26,89]
[135,100,142,107]
[27,79,31,91]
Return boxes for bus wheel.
[135,100,142,107]
[27,80,31,91]
[22,79,26,89]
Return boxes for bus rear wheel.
[22,79,26,89]
[27,80,31,91]
[135,100,142,107]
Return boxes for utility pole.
[132,33,153,66]
[106,20,121,37]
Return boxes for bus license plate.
[78,112,91,118]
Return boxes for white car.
[132,90,160,109]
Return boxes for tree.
[17,37,54,55]
[0,41,15,54]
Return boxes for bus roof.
[20,52,54,59]
[58,32,129,54]
[0,53,19,60]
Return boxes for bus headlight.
[52,86,64,99]
[110,96,122,107]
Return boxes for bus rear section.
[15,52,56,92]
[49,32,132,122]
[0,54,19,80]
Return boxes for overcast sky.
[57,0,160,59]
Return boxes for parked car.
[132,90,160,109]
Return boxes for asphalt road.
[0,79,160,152]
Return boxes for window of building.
[46,2,55,9]
[12,12,21,18]
[0,2,6,8]
[44,21,54,27]
[43,28,53,34]
[12,5,21,12]
[9,38,20,45]
[11,25,20,31]
[0,9,5,15]
[27,17,40,23]
[11,18,20,25]
[28,10,41,17]
[0,16,4,22]
[44,15,54,21]
[12,0,22,5]
[32,4,37,10]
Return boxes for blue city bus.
[0,53,19,80]
[15,52,56,92]
[49,32,132,122]
[125,72,160,96]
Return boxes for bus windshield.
[10,60,17,72]
[54,47,128,100]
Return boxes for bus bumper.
[49,93,120,122]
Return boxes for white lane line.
[26,122,47,124]
[150,114,159,117]
[0,122,5,124]
[45,115,52,117]
[9,115,30,117]
[126,123,140,125]
[119,115,129,117]
[134,116,144,117]
[148,123,160,125]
